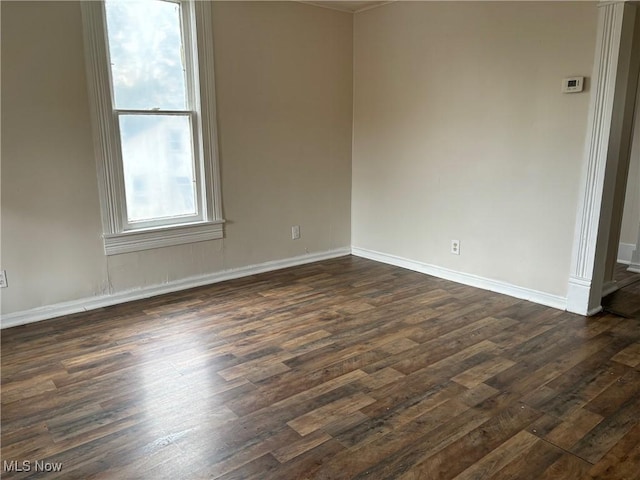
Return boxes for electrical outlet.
[451,240,460,255]
[291,225,300,240]
[0,270,7,288]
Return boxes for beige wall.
[352,1,598,297]
[1,1,353,315]
[620,75,640,248]
[1,2,108,312]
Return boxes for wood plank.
[489,438,564,480]
[611,342,640,367]
[287,392,376,436]
[451,356,516,388]
[537,453,593,480]
[544,407,603,450]
[588,423,640,479]
[271,430,332,463]
[451,430,539,480]
[572,390,640,463]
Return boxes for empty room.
[2,0,640,478]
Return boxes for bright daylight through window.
[82,0,223,255]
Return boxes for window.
[82,0,223,255]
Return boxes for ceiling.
[300,1,391,13]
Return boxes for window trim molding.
[81,0,224,255]
[103,220,225,255]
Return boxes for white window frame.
[81,0,224,255]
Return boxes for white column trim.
[567,1,637,315]
[570,3,623,280]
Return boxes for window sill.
[103,220,225,255]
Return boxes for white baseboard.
[618,242,640,272]
[351,246,567,311]
[617,242,636,264]
[566,275,596,315]
[0,248,351,329]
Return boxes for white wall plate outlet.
[291,225,300,240]
[0,270,7,288]
[451,240,460,255]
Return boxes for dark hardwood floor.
[603,263,640,319]
[613,262,640,287]
[2,256,640,479]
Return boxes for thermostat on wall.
[562,76,584,93]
